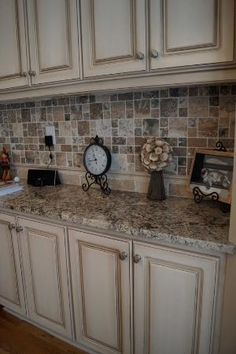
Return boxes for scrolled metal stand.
[215,140,227,152]
[193,186,219,204]
[82,172,111,195]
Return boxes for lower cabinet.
[133,242,220,354]
[0,212,222,354]
[68,229,132,354]
[18,218,73,339]
[0,213,26,315]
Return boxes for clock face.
[84,144,111,176]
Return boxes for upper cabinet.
[0,0,81,90]
[150,0,235,70]
[80,0,147,77]
[0,0,29,90]
[0,0,235,98]
[26,0,80,84]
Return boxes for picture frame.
[189,149,234,204]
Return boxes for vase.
[147,170,166,201]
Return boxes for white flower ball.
[140,138,172,172]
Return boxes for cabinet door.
[0,0,29,90]
[19,218,72,338]
[69,229,132,354]
[133,242,220,354]
[150,0,235,70]
[81,0,146,77]
[26,0,80,84]
[0,213,26,315]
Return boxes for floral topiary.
[141,138,173,172]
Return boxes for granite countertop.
[0,184,234,254]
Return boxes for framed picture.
[189,149,234,204]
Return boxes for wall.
[0,84,235,195]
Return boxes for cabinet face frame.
[0,0,29,90]
[80,0,147,77]
[90,0,137,65]
[162,0,219,54]
[0,213,26,315]
[18,218,73,338]
[26,0,81,84]
[79,241,123,351]
[133,242,221,354]
[68,228,132,354]
[149,0,235,70]
[145,258,203,354]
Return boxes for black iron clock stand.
[82,172,111,195]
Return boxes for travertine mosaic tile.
[0,84,235,192]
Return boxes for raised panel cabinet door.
[80,0,146,77]
[0,0,29,90]
[150,0,235,70]
[133,242,220,354]
[69,229,132,354]
[0,213,26,315]
[26,0,80,84]
[18,218,72,339]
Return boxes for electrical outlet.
[45,125,56,145]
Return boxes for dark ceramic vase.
[147,170,166,201]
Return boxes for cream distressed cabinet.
[18,218,73,339]
[133,242,220,354]
[80,0,146,77]
[81,0,235,78]
[0,0,80,90]
[69,229,132,354]
[0,0,29,90]
[150,0,235,70]
[0,213,26,315]
[26,0,80,84]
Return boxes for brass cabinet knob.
[136,52,144,60]
[28,70,36,77]
[133,254,142,263]
[119,251,128,261]
[8,223,16,231]
[16,225,23,233]
[150,49,159,58]
[21,71,28,77]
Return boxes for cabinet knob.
[21,71,28,77]
[119,251,128,261]
[29,70,36,77]
[8,223,16,231]
[150,49,159,58]
[136,52,144,60]
[16,225,23,233]
[133,254,142,263]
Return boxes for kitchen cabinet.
[0,210,226,354]
[26,0,80,84]
[0,0,236,99]
[0,213,26,315]
[81,0,235,77]
[69,229,132,354]
[0,0,80,90]
[0,0,29,90]
[150,0,235,70]
[18,218,73,339]
[80,0,146,77]
[133,242,220,354]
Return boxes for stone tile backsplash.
[0,84,235,193]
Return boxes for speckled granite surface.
[0,184,234,254]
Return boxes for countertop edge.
[1,204,235,256]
